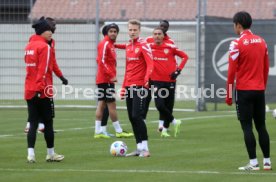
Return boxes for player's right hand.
[110,77,117,83]
[120,88,126,100]
[31,92,41,101]
[225,97,232,106]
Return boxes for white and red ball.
[110,141,127,157]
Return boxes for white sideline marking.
[0,105,195,111]
[0,115,235,139]
[0,168,276,176]
[0,135,14,138]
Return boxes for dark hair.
[233,11,252,29]
[102,25,108,36]
[45,17,56,33]
[153,27,165,34]
[160,20,169,27]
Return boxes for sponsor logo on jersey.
[243,39,249,45]
[128,57,139,61]
[135,48,140,54]
[153,57,168,61]
[25,50,34,55]
[26,63,36,67]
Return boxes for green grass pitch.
[0,104,276,182]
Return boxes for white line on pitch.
[0,135,14,138]
[0,115,234,139]
[0,168,276,176]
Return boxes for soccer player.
[145,20,175,131]
[146,20,175,44]
[94,23,133,139]
[116,19,153,157]
[98,24,114,137]
[150,27,189,138]
[24,17,68,134]
[24,17,64,163]
[226,11,271,171]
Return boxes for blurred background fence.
[0,0,276,111]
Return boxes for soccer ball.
[272,109,276,119]
[110,141,127,157]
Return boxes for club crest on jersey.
[135,48,140,54]
[164,49,169,54]
[243,39,249,45]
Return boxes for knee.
[29,122,38,131]
[132,113,142,123]
[156,103,166,112]
[255,124,267,133]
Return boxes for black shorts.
[27,97,55,123]
[235,90,265,121]
[151,81,176,99]
[97,83,115,102]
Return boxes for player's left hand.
[59,76,68,85]
[170,68,181,80]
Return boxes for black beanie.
[32,16,52,35]
[106,23,119,33]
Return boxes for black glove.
[59,76,68,85]
[170,68,181,80]
[31,92,41,101]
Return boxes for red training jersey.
[117,38,153,87]
[29,34,63,78]
[96,36,117,84]
[24,35,53,99]
[150,42,189,82]
[226,30,269,97]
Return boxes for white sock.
[142,140,149,151]
[95,120,102,134]
[172,119,177,125]
[250,158,258,166]
[263,158,271,164]
[47,148,55,156]
[112,121,123,133]
[28,148,35,156]
[101,126,107,133]
[143,119,146,123]
[137,143,143,151]
[162,127,168,132]
[26,122,30,128]
[158,120,164,128]
[38,123,44,130]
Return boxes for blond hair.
[128,19,141,29]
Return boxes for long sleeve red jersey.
[150,43,188,82]
[29,35,63,78]
[226,30,270,99]
[24,35,52,100]
[96,36,117,84]
[120,37,153,87]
